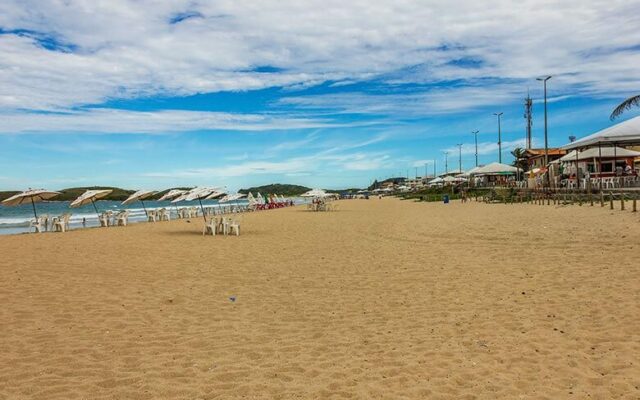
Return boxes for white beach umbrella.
[158,189,187,201]
[172,187,219,221]
[256,192,265,204]
[219,193,246,203]
[122,189,156,216]
[2,189,61,219]
[300,188,327,198]
[204,190,227,200]
[247,192,256,205]
[70,189,113,218]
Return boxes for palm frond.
[610,95,640,120]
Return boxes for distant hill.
[239,184,311,196]
[0,191,20,202]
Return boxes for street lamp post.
[537,75,552,187]
[444,151,449,174]
[472,130,479,166]
[493,112,503,163]
[456,143,463,173]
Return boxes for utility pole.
[456,143,463,173]
[472,130,479,167]
[444,151,449,174]
[494,112,503,163]
[415,167,418,178]
[524,92,533,149]
[424,163,428,178]
[537,76,552,187]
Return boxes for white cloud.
[0,0,638,122]
[0,108,355,134]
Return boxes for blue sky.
[1,1,640,190]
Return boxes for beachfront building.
[560,116,640,188]
[404,176,433,190]
[523,148,566,171]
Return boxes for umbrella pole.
[31,197,38,219]
[91,198,100,220]
[140,200,148,217]
[198,197,207,222]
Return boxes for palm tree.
[510,147,528,171]
[610,94,640,120]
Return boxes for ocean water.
[0,198,300,235]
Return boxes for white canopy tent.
[470,162,520,175]
[438,169,464,177]
[562,116,640,150]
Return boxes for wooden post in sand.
[589,191,593,206]
[600,191,604,207]
[620,194,625,211]
[633,195,637,213]
[609,192,614,210]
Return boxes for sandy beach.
[1,198,639,399]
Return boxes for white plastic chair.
[30,216,46,233]
[202,217,219,236]
[147,210,157,222]
[223,216,241,236]
[116,210,129,226]
[52,214,71,232]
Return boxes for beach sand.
[1,198,639,399]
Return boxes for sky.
[1,0,640,191]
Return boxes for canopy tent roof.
[562,116,640,150]
[471,162,520,175]
[458,166,483,177]
[444,175,467,182]
[559,147,640,162]
[438,169,464,177]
